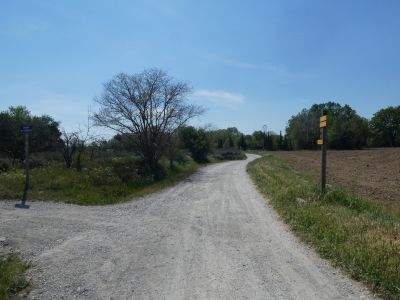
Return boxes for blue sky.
[1,0,399,135]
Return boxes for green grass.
[0,255,29,299]
[0,156,201,206]
[247,155,400,300]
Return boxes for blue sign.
[20,125,32,133]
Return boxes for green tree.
[207,127,241,150]
[223,135,234,149]
[286,102,368,150]
[0,106,61,164]
[244,135,255,149]
[252,131,264,149]
[369,106,400,147]
[237,134,247,150]
[179,126,211,163]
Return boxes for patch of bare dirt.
[274,148,400,213]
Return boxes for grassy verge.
[0,158,200,206]
[0,149,248,206]
[247,155,400,299]
[0,255,29,299]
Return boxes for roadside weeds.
[0,152,246,206]
[0,255,29,299]
[247,155,400,300]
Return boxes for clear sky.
[1,0,399,135]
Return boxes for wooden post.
[320,111,328,193]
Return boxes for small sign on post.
[318,111,328,193]
[20,125,32,134]
[15,125,32,209]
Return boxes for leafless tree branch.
[93,69,203,173]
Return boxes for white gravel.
[0,154,373,299]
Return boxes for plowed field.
[274,148,400,214]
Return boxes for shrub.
[172,149,188,165]
[213,149,246,161]
[179,126,211,163]
[29,159,44,169]
[111,156,160,184]
[89,166,121,186]
[0,162,10,173]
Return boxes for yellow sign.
[317,139,324,145]
[320,115,327,122]
[320,120,327,128]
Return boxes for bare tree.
[75,109,97,171]
[93,69,203,174]
[61,130,78,168]
[61,108,97,171]
[88,138,106,161]
[75,128,89,172]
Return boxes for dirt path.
[0,154,372,299]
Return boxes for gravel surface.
[0,154,373,299]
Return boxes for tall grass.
[0,256,29,299]
[247,155,400,299]
[0,156,200,206]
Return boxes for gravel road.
[0,154,372,300]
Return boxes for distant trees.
[0,106,62,164]
[251,131,264,149]
[93,69,203,175]
[237,134,247,150]
[369,106,400,147]
[224,135,235,148]
[286,102,368,150]
[2,94,398,177]
[286,108,317,149]
[179,126,211,163]
[207,127,239,150]
[284,102,400,150]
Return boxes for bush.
[29,159,44,169]
[179,126,211,163]
[0,154,200,205]
[0,161,10,173]
[111,156,160,184]
[89,166,121,186]
[212,149,246,161]
[171,149,188,165]
[31,152,63,163]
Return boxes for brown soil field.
[273,148,400,214]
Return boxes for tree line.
[0,69,244,177]
[1,68,399,177]
[286,102,400,150]
[0,106,62,164]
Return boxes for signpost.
[319,111,328,193]
[15,125,32,209]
